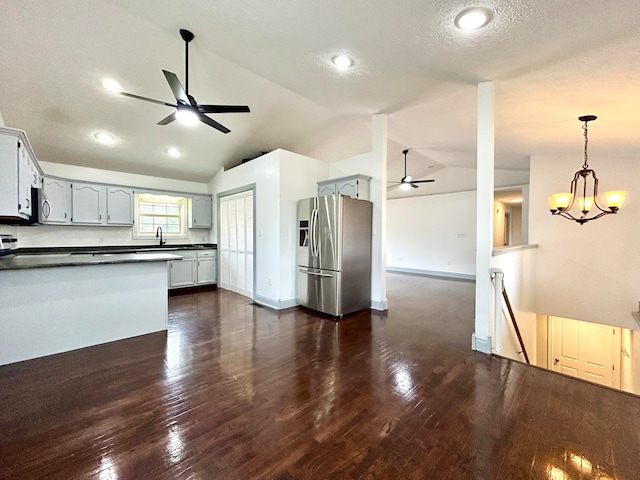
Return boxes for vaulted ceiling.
[1,1,639,198]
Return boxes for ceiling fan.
[388,149,435,190]
[118,29,250,134]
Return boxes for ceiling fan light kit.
[547,115,626,225]
[117,29,250,134]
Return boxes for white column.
[371,114,388,311]
[472,81,495,353]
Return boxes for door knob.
[554,358,560,364]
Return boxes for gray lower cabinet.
[196,250,217,284]
[168,253,196,289]
[168,249,217,289]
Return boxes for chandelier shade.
[547,115,626,225]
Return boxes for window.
[134,193,186,238]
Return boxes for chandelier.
[548,115,626,225]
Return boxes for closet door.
[218,190,254,298]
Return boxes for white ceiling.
[2,1,639,197]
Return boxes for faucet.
[156,226,166,246]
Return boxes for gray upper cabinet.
[40,178,71,224]
[72,183,105,224]
[106,187,134,225]
[189,195,213,228]
[0,128,43,221]
[318,174,372,200]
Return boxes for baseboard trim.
[370,299,388,311]
[253,294,298,311]
[387,267,475,281]
[472,334,492,354]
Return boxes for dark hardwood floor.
[1,272,638,479]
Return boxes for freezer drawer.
[296,267,341,317]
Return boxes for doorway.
[549,316,621,389]
[218,189,255,299]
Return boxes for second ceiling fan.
[389,149,435,190]
[118,29,250,134]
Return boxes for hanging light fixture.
[547,115,626,225]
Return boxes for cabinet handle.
[64,212,67,219]
[99,214,102,220]
[43,200,51,218]
[25,198,30,208]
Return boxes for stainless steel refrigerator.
[296,195,372,317]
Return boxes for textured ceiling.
[1,0,639,198]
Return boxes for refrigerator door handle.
[311,208,319,257]
[299,268,334,278]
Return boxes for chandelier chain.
[582,121,589,169]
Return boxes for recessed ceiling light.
[167,147,181,157]
[331,55,354,70]
[455,8,492,30]
[176,108,199,126]
[94,132,115,145]
[102,78,123,93]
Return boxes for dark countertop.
[4,243,217,256]
[0,244,216,271]
[0,252,182,271]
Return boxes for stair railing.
[490,268,530,364]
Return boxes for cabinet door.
[318,183,336,196]
[40,178,71,224]
[72,183,105,224]
[18,145,32,216]
[190,195,212,228]
[107,187,134,225]
[169,259,196,288]
[335,179,358,198]
[197,257,217,284]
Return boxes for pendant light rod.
[180,29,194,95]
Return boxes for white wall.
[387,190,477,278]
[529,154,640,331]
[0,162,210,247]
[491,248,538,364]
[209,149,330,308]
[279,151,331,302]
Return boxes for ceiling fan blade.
[157,112,177,125]
[162,70,192,105]
[198,113,231,134]
[119,91,176,107]
[197,105,251,114]
[411,179,435,183]
[411,183,419,189]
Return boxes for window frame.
[133,193,188,239]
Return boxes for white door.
[218,190,254,298]
[550,316,621,388]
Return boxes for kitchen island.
[0,251,179,366]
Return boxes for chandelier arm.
[552,209,616,224]
[588,170,612,214]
